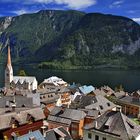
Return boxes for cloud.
[127,10,135,14]
[12,9,38,15]
[0,0,97,9]
[54,0,96,9]
[132,18,140,24]
[109,0,124,8]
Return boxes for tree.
[131,136,135,140]
[114,84,124,92]
[18,70,27,76]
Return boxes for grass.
[131,118,140,125]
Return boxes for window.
[103,137,106,140]
[107,102,110,106]
[88,133,92,139]
[99,105,103,110]
[95,135,99,140]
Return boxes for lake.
[0,64,140,92]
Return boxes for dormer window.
[5,101,10,108]
[27,114,35,124]
[99,105,103,110]
[22,104,26,107]
[107,103,110,106]
[10,117,19,128]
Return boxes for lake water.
[0,64,140,92]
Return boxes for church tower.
[5,46,13,88]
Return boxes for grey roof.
[74,95,97,108]
[12,76,37,84]
[93,89,106,96]
[17,130,45,140]
[84,111,140,140]
[0,96,33,108]
[57,87,71,94]
[27,93,40,106]
[119,96,140,106]
[45,126,72,140]
[79,109,99,118]
[0,107,45,130]
[112,91,126,99]
[50,106,63,116]
[101,85,114,93]
[49,107,86,122]
[79,85,95,94]
[45,130,57,140]
[132,90,140,96]
[41,93,59,105]
[48,115,71,125]
[60,108,86,121]
[85,95,116,114]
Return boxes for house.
[71,91,81,101]
[91,89,106,97]
[17,130,45,140]
[39,76,68,88]
[71,95,97,109]
[85,95,117,115]
[17,126,72,140]
[47,107,86,139]
[40,92,59,105]
[0,107,45,139]
[0,94,41,115]
[83,111,140,140]
[71,95,116,115]
[79,109,99,125]
[79,85,95,95]
[0,95,33,109]
[100,85,115,96]
[56,87,71,107]
[118,94,140,118]
[68,83,81,94]
[10,76,38,91]
[111,91,127,99]
[5,46,38,91]
[45,126,73,140]
[40,86,71,107]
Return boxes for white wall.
[136,135,140,140]
[83,129,121,140]
[32,79,38,90]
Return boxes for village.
[0,46,140,140]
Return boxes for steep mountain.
[0,10,140,69]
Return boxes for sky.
[0,0,140,24]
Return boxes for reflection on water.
[0,64,140,92]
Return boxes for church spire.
[5,41,13,88]
[7,46,12,66]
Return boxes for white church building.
[5,46,38,91]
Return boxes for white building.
[39,76,67,88]
[5,46,38,91]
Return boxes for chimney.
[41,126,47,137]
[95,121,98,128]
[12,104,16,112]
[12,96,16,112]
[29,137,36,140]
